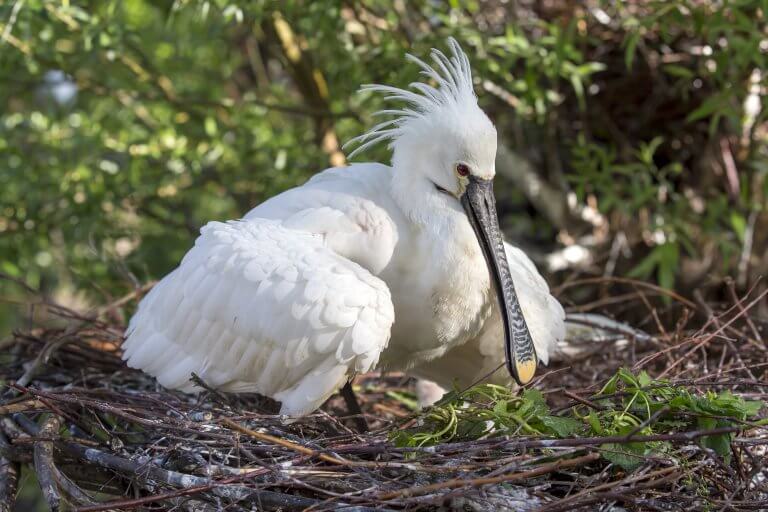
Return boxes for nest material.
[1,281,767,511]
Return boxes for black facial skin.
[460,175,537,385]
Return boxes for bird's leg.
[340,380,369,433]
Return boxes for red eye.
[456,163,470,177]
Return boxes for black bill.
[460,175,538,385]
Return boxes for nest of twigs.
[1,278,767,511]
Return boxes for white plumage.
[123,39,566,417]
[123,219,393,416]
[410,242,565,392]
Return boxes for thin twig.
[34,415,62,512]
[377,452,600,500]
[0,449,19,512]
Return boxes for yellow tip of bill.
[515,359,537,385]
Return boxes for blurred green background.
[2,0,767,335]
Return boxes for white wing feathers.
[122,219,394,416]
[245,165,398,275]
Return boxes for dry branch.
[34,415,62,511]
[1,277,767,510]
[0,449,19,512]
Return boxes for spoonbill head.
[348,39,538,385]
[122,39,561,418]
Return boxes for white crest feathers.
[345,38,478,158]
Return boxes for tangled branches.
[0,279,767,510]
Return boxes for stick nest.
[1,279,767,511]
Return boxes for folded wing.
[122,219,394,416]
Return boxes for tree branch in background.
[496,138,591,235]
[267,13,347,168]
[0,433,19,512]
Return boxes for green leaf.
[628,243,679,292]
[570,74,585,110]
[523,388,546,409]
[617,367,640,387]
[730,213,747,244]
[656,243,679,292]
[540,415,584,437]
[493,400,510,416]
[637,371,652,388]
[587,411,603,434]
[701,432,733,458]
[686,92,731,123]
[638,136,664,165]
[600,373,619,395]
[576,62,606,76]
[627,250,659,280]
[741,400,764,417]
[663,64,694,78]
[624,31,640,69]
[386,391,418,411]
[601,443,645,471]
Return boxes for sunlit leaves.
[483,20,604,121]
[0,0,326,313]
[393,368,765,471]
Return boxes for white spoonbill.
[122,39,565,417]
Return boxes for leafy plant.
[392,369,765,470]
[483,20,605,120]
[568,135,743,291]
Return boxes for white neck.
[386,151,493,354]
[388,158,483,270]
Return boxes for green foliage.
[621,1,767,136]
[484,21,605,119]
[1,0,767,331]
[391,385,586,448]
[392,369,765,470]
[0,0,343,321]
[577,0,768,289]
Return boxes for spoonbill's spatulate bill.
[411,242,565,394]
[122,39,565,417]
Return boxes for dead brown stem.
[34,415,62,511]
[377,452,601,500]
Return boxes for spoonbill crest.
[123,39,565,417]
